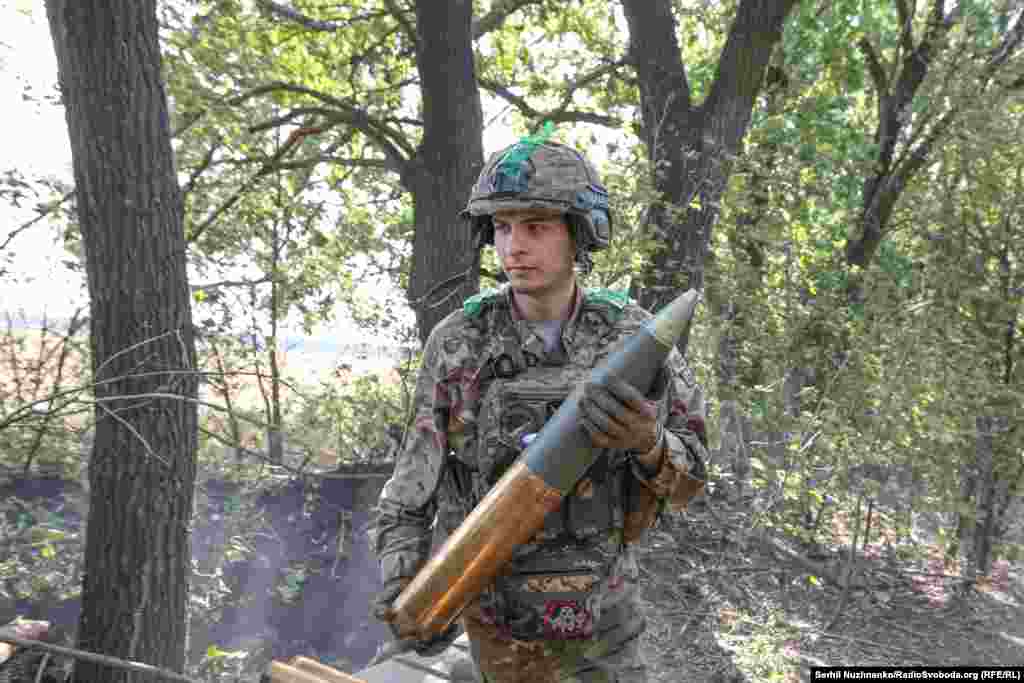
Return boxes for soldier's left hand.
[580,376,660,453]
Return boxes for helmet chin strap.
[575,247,594,278]
[566,214,594,278]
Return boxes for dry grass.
[636,495,1024,682]
[1,325,406,473]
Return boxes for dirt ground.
[636,497,1024,682]
[4,477,1022,682]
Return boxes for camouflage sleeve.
[630,347,708,507]
[372,325,449,585]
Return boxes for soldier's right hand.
[372,578,460,658]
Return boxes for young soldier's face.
[492,208,576,298]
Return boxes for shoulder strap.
[584,288,631,310]
[583,288,633,325]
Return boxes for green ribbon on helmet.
[492,121,556,193]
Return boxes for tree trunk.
[45,2,198,680]
[963,415,1011,581]
[405,0,485,345]
[621,0,799,313]
[622,0,797,500]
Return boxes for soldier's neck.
[511,279,577,322]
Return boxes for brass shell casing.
[390,460,562,640]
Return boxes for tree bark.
[405,0,485,344]
[45,2,198,681]
[621,0,799,313]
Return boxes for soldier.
[372,136,708,682]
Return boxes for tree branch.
[893,0,915,58]
[894,108,956,188]
[477,76,621,128]
[256,0,345,31]
[859,37,890,95]
[549,59,626,116]
[897,0,957,105]
[181,138,221,198]
[987,7,1024,73]
[381,0,419,51]
[702,0,802,153]
[0,191,75,253]
[471,0,544,40]
[246,107,340,134]
[242,81,415,167]
[191,275,274,292]
[269,155,394,172]
[0,634,202,683]
[187,177,260,244]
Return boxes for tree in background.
[163,0,628,347]
[164,0,489,346]
[45,1,199,680]
[695,0,1024,573]
[617,0,800,503]
[0,7,1014,677]
[620,0,801,307]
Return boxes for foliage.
[0,316,90,478]
[694,0,1024,570]
[720,610,801,682]
[0,495,83,608]
[2,7,1024,672]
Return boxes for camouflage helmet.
[462,137,612,252]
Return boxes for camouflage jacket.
[373,284,708,601]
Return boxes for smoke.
[4,473,392,673]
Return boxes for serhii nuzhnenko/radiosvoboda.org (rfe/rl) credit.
[811,667,1024,681]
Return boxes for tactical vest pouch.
[492,543,611,640]
[474,368,622,640]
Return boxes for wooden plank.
[267,661,331,683]
[291,656,372,683]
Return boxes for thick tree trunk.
[621,0,799,313]
[622,0,797,498]
[45,2,198,681]
[406,0,485,345]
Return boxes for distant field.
[1,325,410,471]
[0,324,407,399]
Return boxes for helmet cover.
[463,127,612,252]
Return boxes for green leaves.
[205,644,246,660]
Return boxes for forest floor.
[637,494,1024,682]
[4,475,1023,682]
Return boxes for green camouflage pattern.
[373,285,708,681]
